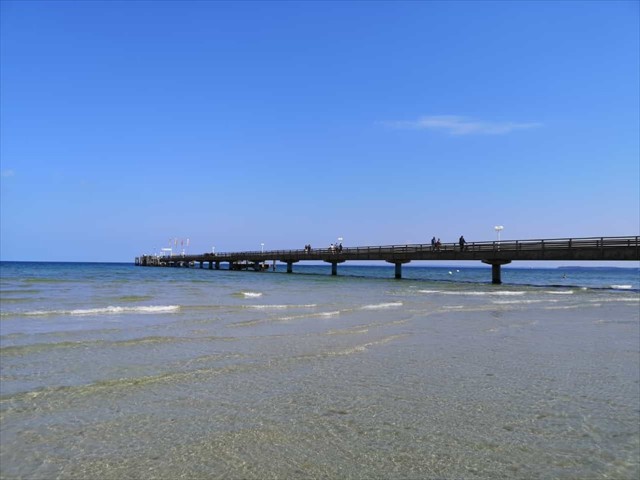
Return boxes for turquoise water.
[1,261,639,479]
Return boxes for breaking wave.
[418,290,526,296]
[232,291,263,298]
[242,304,317,309]
[360,302,403,310]
[3,305,180,317]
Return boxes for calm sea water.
[1,261,639,479]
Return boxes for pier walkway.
[136,236,639,284]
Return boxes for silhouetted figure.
[431,236,436,251]
[459,236,466,251]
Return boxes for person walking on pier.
[431,236,436,251]
[459,235,466,252]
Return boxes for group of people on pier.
[303,243,344,253]
[431,236,466,251]
[303,238,465,254]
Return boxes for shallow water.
[1,262,639,479]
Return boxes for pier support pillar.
[208,261,213,270]
[385,260,410,279]
[215,262,220,270]
[324,259,345,276]
[287,262,293,273]
[481,259,512,284]
[199,262,203,269]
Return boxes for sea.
[1,261,639,480]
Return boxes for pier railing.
[207,235,639,258]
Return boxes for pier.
[136,236,639,284]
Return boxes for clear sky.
[1,0,639,265]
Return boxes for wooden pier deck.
[136,236,639,284]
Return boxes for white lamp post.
[338,236,343,244]
[494,226,504,244]
[261,243,264,253]
[212,246,215,254]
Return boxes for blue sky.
[1,0,638,265]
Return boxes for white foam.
[279,311,341,321]
[492,299,558,305]
[588,297,640,303]
[244,304,317,309]
[360,302,403,310]
[22,305,180,316]
[610,285,633,290]
[544,305,584,310]
[241,291,263,298]
[420,290,525,296]
[545,290,574,295]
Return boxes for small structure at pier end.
[136,236,639,285]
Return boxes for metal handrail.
[181,235,639,259]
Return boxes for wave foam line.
[232,291,263,298]
[418,290,526,296]
[588,297,640,303]
[325,334,408,356]
[242,291,263,297]
[1,335,191,356]
[360,302,403,310]
[243,304,317,309]
[1,362,268,404]
[544,305,585,310]
[492,299,559,305]
[228,310,340,328]
[280,311,341,321]
[10,305,180,317]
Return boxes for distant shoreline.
[556,266,639,270]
